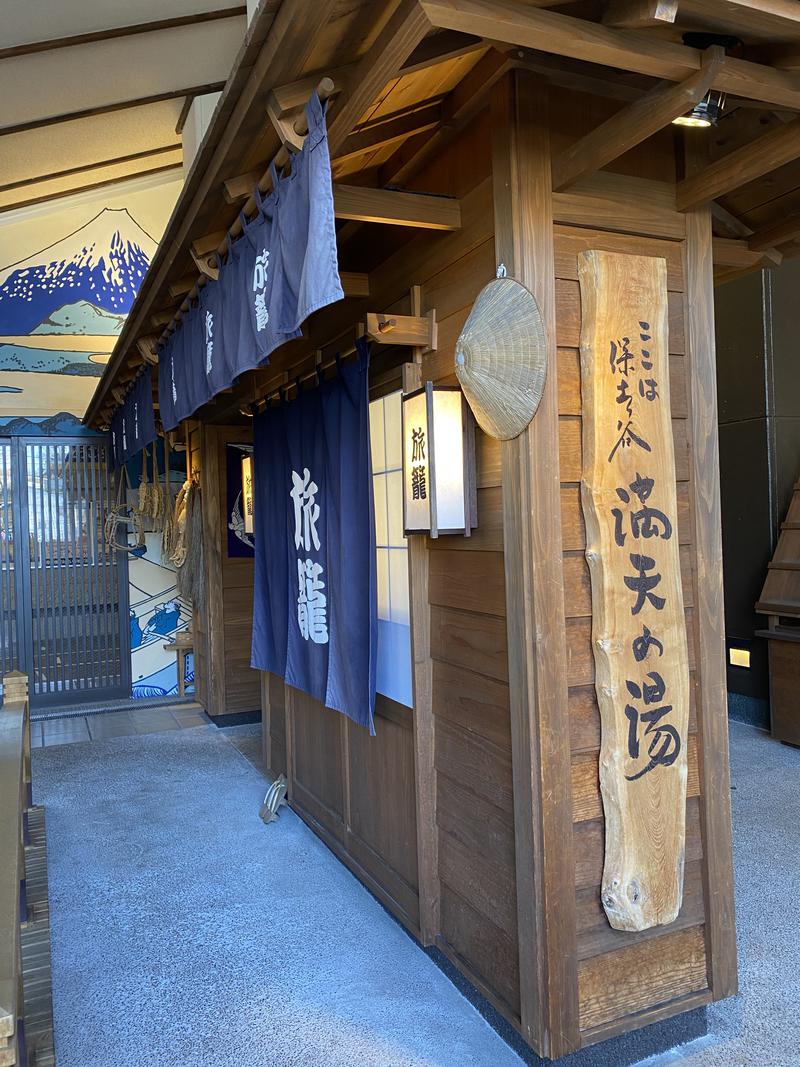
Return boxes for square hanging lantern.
[241,453,255,535]
[402,381,476,538]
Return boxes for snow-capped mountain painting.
[0,206,156,424]
[0,208,155,335]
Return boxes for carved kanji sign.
[578,250,689,932]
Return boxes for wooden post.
[683,143,739,999]
[200,425,226,717]
[490,71,580,1058]
[403,288,439,944]
[2,672,28,707]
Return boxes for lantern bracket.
[366,309,437,351]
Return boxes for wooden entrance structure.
[81,0,800,1056]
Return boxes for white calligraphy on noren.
[290,467,328,644]
[253,249,270,332]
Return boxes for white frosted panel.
[389,549,410,626]
[432,390,465,531]
[369,398,386,472]
[376,548,391,621]
[384,390,403,470]
[387,470,404,547]
[373,474,389,547]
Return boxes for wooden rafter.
[552,46,724,192]
[677,117,800,210]
[380,47,510,186]
[419,0,800,110]
[749,212,800,250]
[603,0,678,28]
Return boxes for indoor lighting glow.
[729,646,751,669]
[402,382,476,538]
[672,89,726,129]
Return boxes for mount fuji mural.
[0,207,156,427]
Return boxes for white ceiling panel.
[0,16,246,131]
[0,100,183,187]
[0,148,184,213]
[3,1,244,51]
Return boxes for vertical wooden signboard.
[578,250,689,932]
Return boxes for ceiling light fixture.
[672,33,742,129]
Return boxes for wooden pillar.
[490,71,579,1058]
[683,172,738,998]
[200,424,226,717]
[403,350,439,947]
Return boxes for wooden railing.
[0,672,31,1067]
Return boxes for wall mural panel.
[0,174,188,699]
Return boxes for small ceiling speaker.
[455,275,547,441]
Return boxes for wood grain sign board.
[578,250,689,932]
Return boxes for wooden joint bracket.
[137,335,160,365]
[366,309,437,350]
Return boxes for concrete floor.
[30,716,800,1066]
[32,718,525,1067]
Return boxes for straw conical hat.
[455,276,547,441]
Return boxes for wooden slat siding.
[558,351,688,418]
[566,611,698,689]
[561,483,693,551]
[571,734,701,824]
[438,884,521,1017]
[556,280,686,352]
[437,778,518,940]
[575,795,704,892]
[550,159,718,1033]
[577,860,706,961]
[491,72,580,1057]
[570,674,699,756]
[577,926,708,1032]
[683,154,739,999]
[430,605,509,683]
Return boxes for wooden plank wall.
[253,89,734,1057]
[385,116,525,1024]
[193,424,261,716]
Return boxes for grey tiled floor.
[31,704,208,748]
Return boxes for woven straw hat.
[455,276,547,440]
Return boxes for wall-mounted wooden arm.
[366,310,437,349]
[137,336,160,365]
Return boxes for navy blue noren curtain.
[250,339,377,733]
[110,366,156,468]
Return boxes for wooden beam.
[334,101,442,165]
[683,139,739,1002]
[191,232,227,258]
[325,0,432,158]
[339,272,370,298]
[603,0,678,28]
[168,275,197,299]
[491,70,579,1059]
[749,212,800,250]
[677,117,800,211]
[334,185,460,229]
[552,46,724,191]
[420,0,800,110]
[380,47,510,187]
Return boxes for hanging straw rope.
[161,434,177,558]
[173,477,205,609]
[104,465,145,552]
